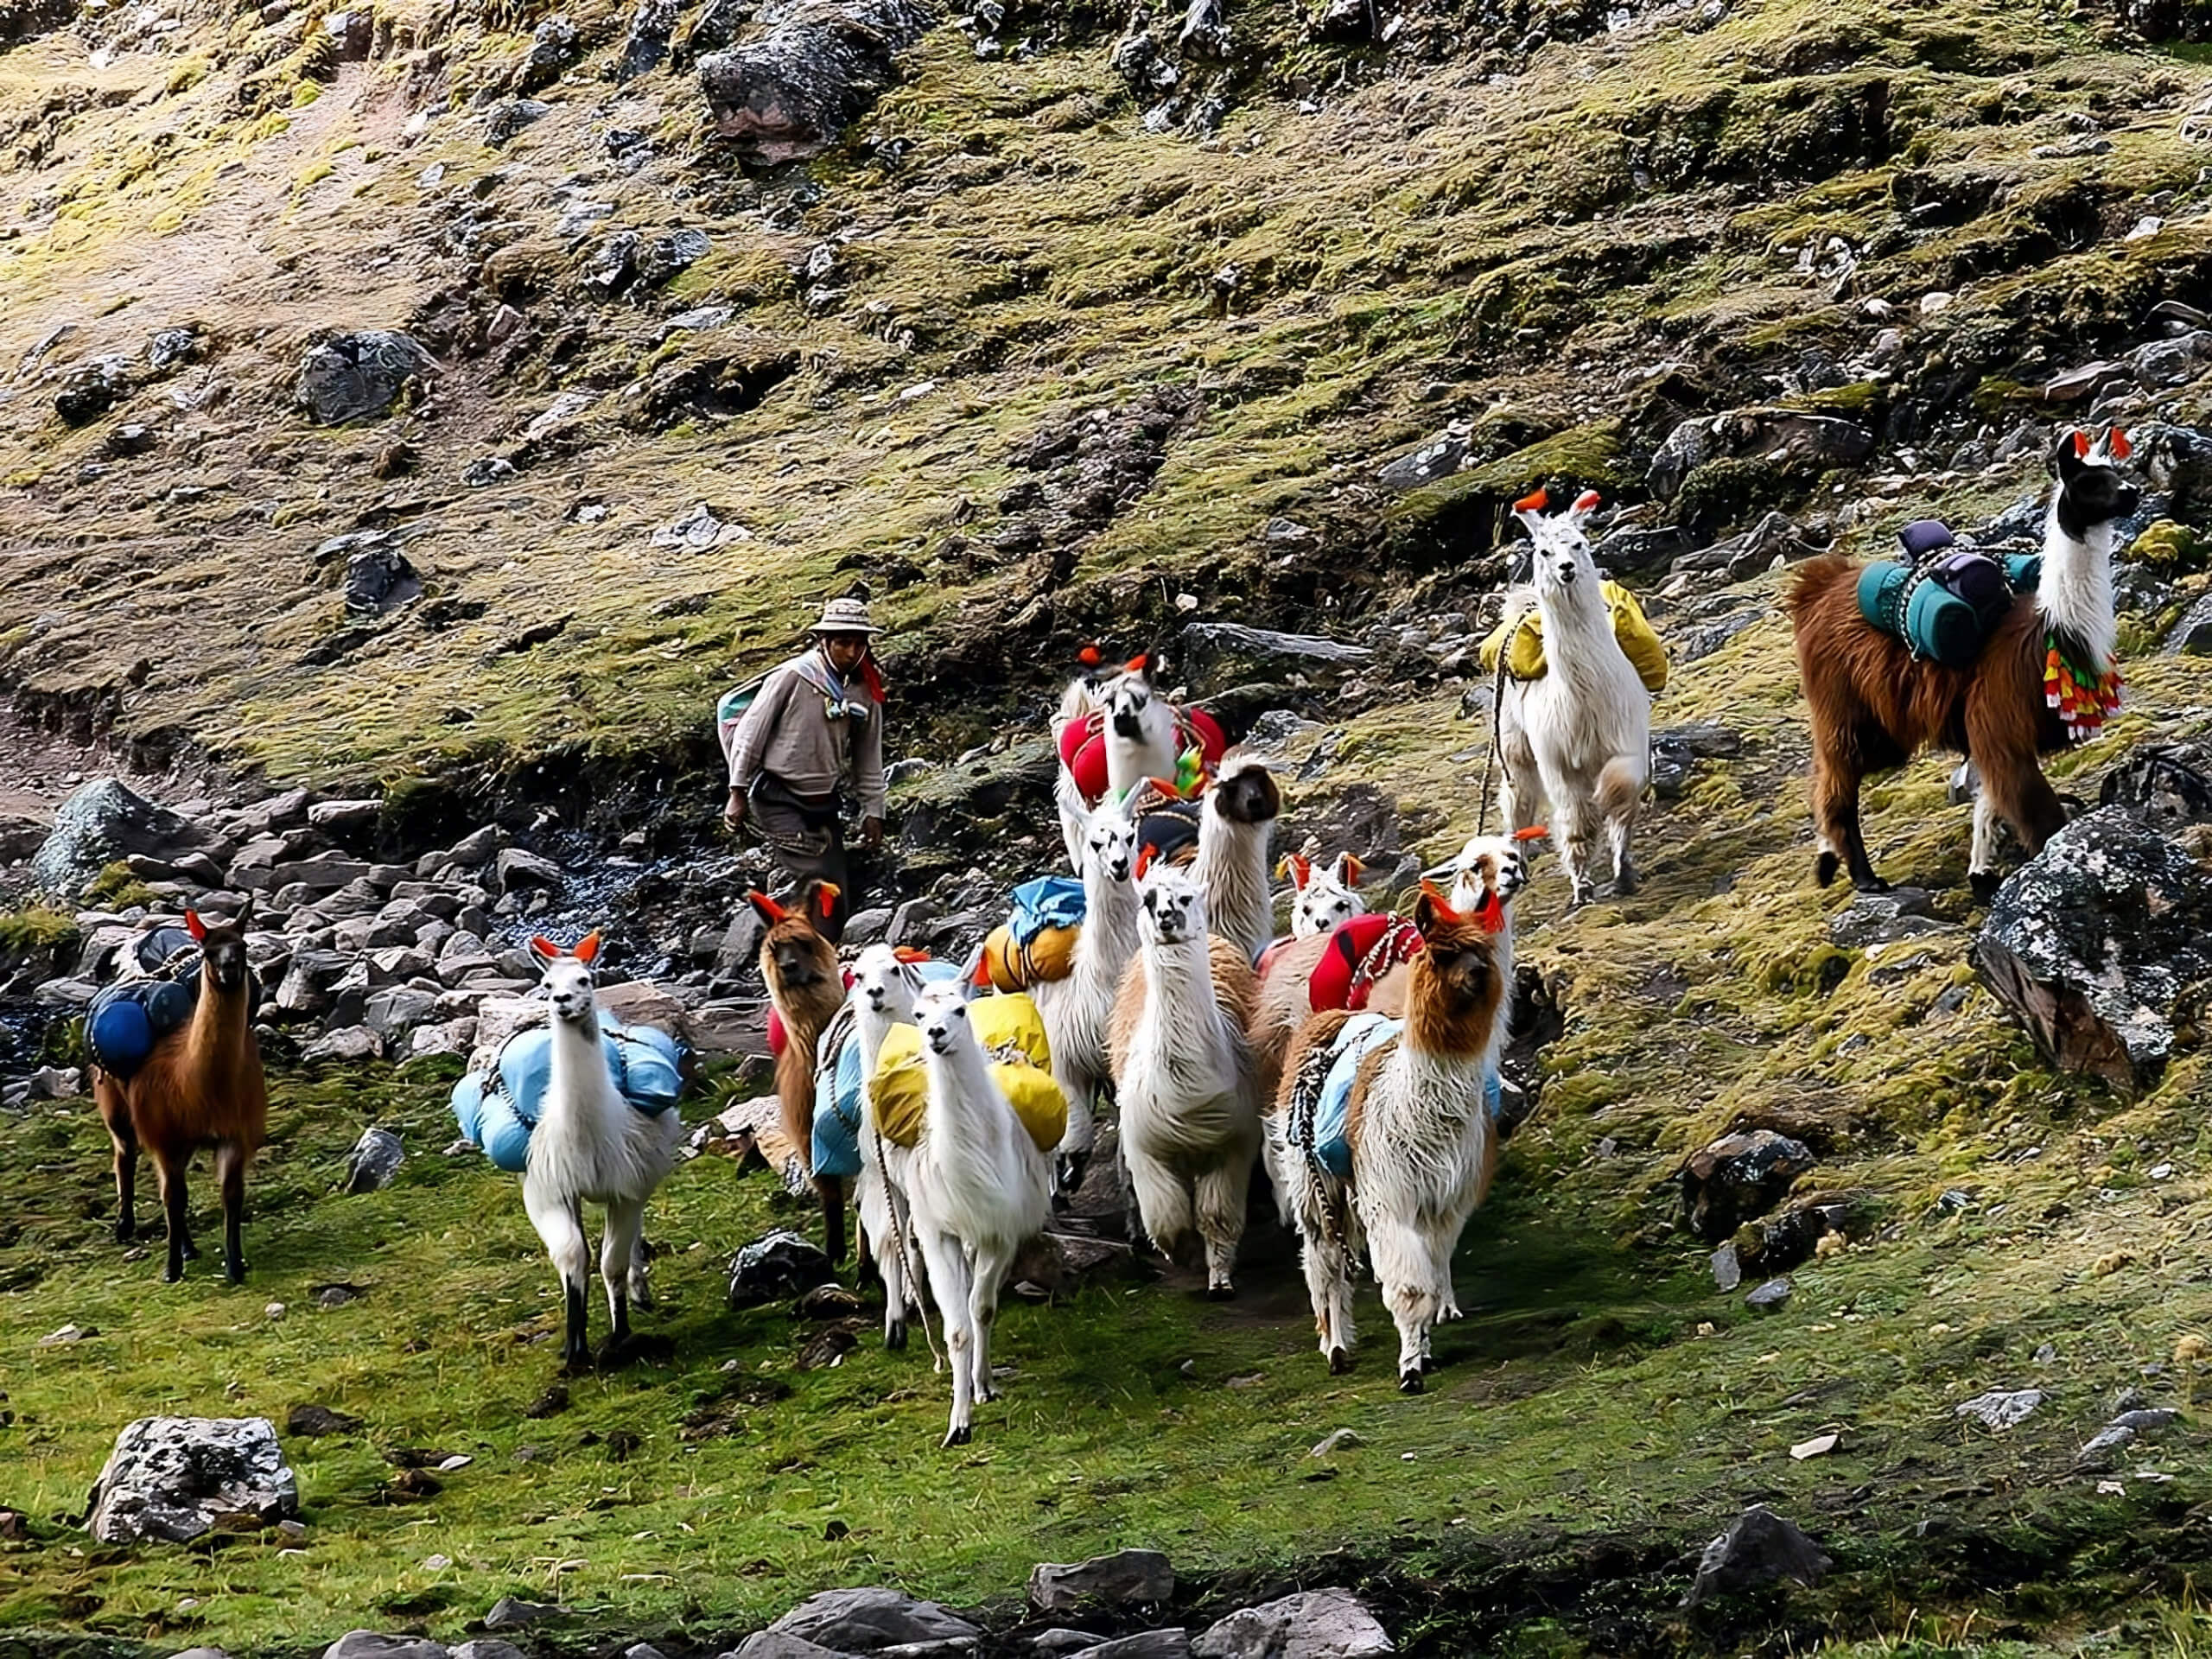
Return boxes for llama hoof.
[1420,1353,1439,1374]
[1850,874,1891,895]
[1612,869,1638,897]
[163,1262,185,1285]
[1814,851,1840,887]
[114,1217,136,1244]
[942,1424,972,1448]
[886,1321,907,1352]
[1397,1370,1425,1395]
[1969,870,2001,904]
[1327,1347,1352,1376]
[1205,1281,1237,1302]
[225,1261,248,1286]
[179,1237,202,1262]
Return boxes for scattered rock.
[636,228,711,287]
[1086,1635,1189,1659]
[1649,408,1874,501]
[323,1635,449,1659]
[483,1598,564,1631]
[343,1128,405,1193]
[2100,743,2212,830]
[1179,621,1371,683]
[494,848,563,893]
[284,1404,363,1437]
[1191,1588,1389,1658]
[1828,887,1955,949]
[485,99,552,148]
[1308,1427,1363,1457]
[55,357,128,426]
[765,1586,982,1652]
[2164,594,2212,655]
[1030,1548,1175,1612]
[1648,722,1744,801]
[86,1417,301,1544]
[1745,1277,1792,1312]
[304,1026,383,1064]
[728,1230,838,1308]
[1955,1389,2044,1430]
[616,0,680,76]
[697,0,934,167]
[1676,1130,1816,1241]
[1682,1505,1831,1607]
[31,778,210,899]
[1972,808,2212,1090]
[515,15,580,89]
[296,332,438,425]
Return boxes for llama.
[1053,652,1179,868]
[1785,428,2139,895]
[905,982,1054,1446]
[1285,849,1367,940]
[523,931,684,1370]
[1270,854,1520,1390]
[1185,755,1281,964]
[753,881,852,1260]
[1029,797,1142,1195]
[1495,488,1652,906]
[1108,859,1263,1297]
[93,901,267,1284]
[847,943,932,1350]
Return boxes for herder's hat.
[811,595,882,635]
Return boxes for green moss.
[1674,455,1791,533]
[0,906,79,956]
[1460,421,1630,497]
[82,861,155,909]
[2131,518,2204,575]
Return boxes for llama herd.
[81,429,2145,1445]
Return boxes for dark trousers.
[750,779,855,944]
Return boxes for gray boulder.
[637,228,712,287]
[296,332,437,425]
[1192,1588,1389,1658]
[1375,429,1466,492]
[323,1636,449,1659]
[1682,1505,1830,1607]
[2099,742,2212,829]
[1827,887,1956,950]
[483,1599,563,1630]
[1648,409,1874,501]
[343,1128,404,1193]
[2164,593,2212,655]
[1179,622,1370,684]
[484,98,552,147]
[515,16,580,90]
[1030,1548,1175,1612]
[1087,1637,1189,1658]
[1648,722,1743,802]
[31,779,210,899]
[86,1416,300,1543]
[725,1637,853,1659]
[696,0,932,166]
[616,0,680,79]
[1675,1130,1815,1241]
[1971,807,2212,1090]
[765,1586,980,1652]
[728,1230,838,1308]
[55,356,128,426]
[495,848,563,893]
[304,1026,383,1063]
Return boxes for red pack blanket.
[1258,912,1424,1014]
[1058,705,1227,806]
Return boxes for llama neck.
[1077,867,1139,988]
[188,978,250,1059]
[543,1011,614,1126]
[856,1005,906,1075]
[1107,707,1178,791]
[1192,817,1269,957]
[1536,577,1624,688]
[1145,936,1219,1021]
[922,1038,1003,1157]
[2037,500,2118,668]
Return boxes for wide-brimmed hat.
[810,595,882,635]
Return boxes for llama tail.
[1056,676,1097,729]
[1783,553,1856,623]
[1595,754,1644,817]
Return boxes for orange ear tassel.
[1279,853,1312,889]
[1135,845,1157,880]
[573,930,601,964]
[747,890,789,924]
[2073,430,2092,458]
[1513,487,1548,514]
[530,933,561,958]
[1078,643,1103,667]
[2109,428,2133,461]
[1513,824,1549,842]
[1342,854,1366,887]
[1417,879,1465,925]
[1573,489,1601,512]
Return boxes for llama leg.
[525,1183,594,1371]
[1364,1212,1440,1392]
[1809,727,1884,891]
[1968,784,2004,900]
[969,1242,1014,1406]
[857,1169,905,1348]
[628,1232,654,1310]
[1964,695,2066,890]
[918,1228,976,1446]
[215,1140,251,1285]
[156,1149,192,1284]
[1295,1179,1355,1372]
[1498,732,1542,845]
[1596,756,1642,896]
[1193,1151,1253,1300]
[1553,791,1596,907]
[599,1196,647,1353]
[1124,1141,1196,1263]
[101,1090,138,1243]
[817,1174,848,1267]
[1051,1057,1096,1202]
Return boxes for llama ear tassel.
[2108,427,2133,461]
[1278,853,1312,889]
[572,930,601,965]
[816,881,842,921]
[1135,844,1157,880]
[747,890,788,925]
[529,934,562,961]
[185,909,207,942]
[1415,879,1464,926]
[1078,643,1103,668]
[1572,489,1602,512]
[1512,487,1549,515]
[1342,854,1366,887]
[2073,429,2093,459]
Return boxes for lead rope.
[867,1077,944,1372]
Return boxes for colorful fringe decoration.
[2044,632,2123,744]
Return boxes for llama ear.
[1568,489,1602,525]
[573,930,601,965]
[1278,852,1312,889]
[747,890,788,925]
[2056,429,2090,474]
[1340,854,1366,887]
[235,893,256,930]
[185,909,207,942]
[1135,843,1157,880]
[1474,891,1507,934]
[1078,643,1103,668]
[2105,427,2133,462]
[1512,486,1549,535]
[814,881,842,922]
[1414,880,1464,932]
[1125,652,1149,676]
[528,934,563,962]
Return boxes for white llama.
[1188,754,1281,964]
[1108,861,1263,1298]
[847,944,931,1351]
[905,982,1055,1446]
[1495,489,1652,906]
[1029,798,1142,1195]
[1053,653,1179,868]
[1284,849,1368,939]
[523,932,684,1370]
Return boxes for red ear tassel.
[893,945,931,964]
[186,910,207,942]
[1281,853,1312,889]
[2073,430,2092,458]
[1573,489,1601,512]
[1342,854,1365,887]
[1077,644,1103,668]
[573,930,601,964]
[1135,844,1157,880]
[1513,487,1548,514]
[530,933,562,958]
[1474,892,1506,934]
[816,881,842,920]
[1513,824,1548,842]
[2109,428,2133,461]
[1126,653,1149,674]
[748,890,789,924]
[1417,879,1464,925]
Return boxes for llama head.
[850,943,925,1021]
[186,896,256,994]
[1423,830,1538,915]
[1102,653,1167,742]
[751,882,841,997]
[1135,854,1207,947]
[530,930,603,1026]
[912,981,975,1059]
[1083,798,1141,884]
[1513,486,1603,597]
[2052,427,2141,542]
[1207,753,1281,829]
[1286,851,1366,938]
[1409,886,1505,1034]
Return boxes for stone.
[270,854,373,893]
[86,1417,300,1544]
[2164,594,2212,655]
[1191,1588,1389,1658]
[2100,743,2212,830]
[55,356,128,426]
[597,979,689,1036]
[1309,1427,1363,1457]
[1648,722,1744,801]
[728,1230,838,1308]
[296,332,437,425]
[1086,1637,1188,1659]
[485,98,552,147]
[843,906,894,947]
[1375,429,1467,492]
[439,825,503,870]
[1675,1130,1815,1241]
[1030,1548,1176,1612]
[726,1637,852,1659]
[1178,622,1371,683]
[344,1128,404,1193]
[637,228,712,287]
[26,1065,82,1099]
[323,1636,449,1659]
[765,1586,982,1652]
[516,15,580,89]
[1648,408,1875,501]
[285,1403,363,1437]
[1955,1389,2044,1430]
[494,848,563,893]
[1595,524,1694,575]
[1828,887,1959,949]
[1972,808,2212,1090]
[31,778,210,899]
[364,987,439,1039]
[1030,1635,1109,1656]
[696,0,932,167]
[887,896,942,946]
[304,1026,383,1064]
[1675,511,1820,581]
[1682,1506,1830,1607]
[483,1599,563,1631]
[1745,1277,1792,1311]
[715,907,769,978]
[345,539,422,613]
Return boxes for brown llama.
[751,880,855,1262]
[1784,428,2139,897]
[94,901,268,1284]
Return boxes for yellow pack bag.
[976,923,1080,992]
[1478,582,1669,694]
[869,992,1068,1154]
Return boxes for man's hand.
[723,788,748,832]
[861,815,884,849]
